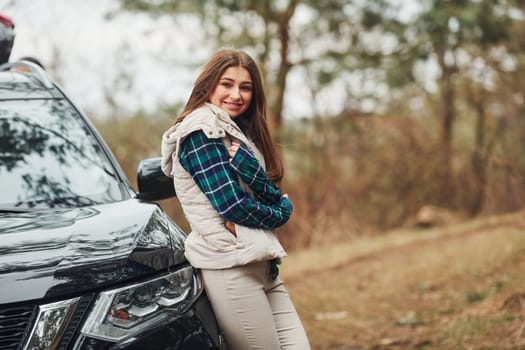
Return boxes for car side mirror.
[136,157,176,200]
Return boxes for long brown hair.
[177,48,283,183]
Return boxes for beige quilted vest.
[161,103,286,269]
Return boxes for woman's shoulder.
[182,104,213,123]
[176,104,225,139]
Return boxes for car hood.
[0,199,186,304]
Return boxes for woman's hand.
[225,221,237,236]
[228,142,240,162]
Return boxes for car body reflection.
[0,99,123,210]
[0,201,186,304]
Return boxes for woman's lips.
[224,102,242,110]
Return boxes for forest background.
[111,0,525,250]
[6,0,525,249]
[4,1,525,348]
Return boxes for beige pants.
[201,261,311,350]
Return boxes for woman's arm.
[228,141,283,205]
[179,131,292,230]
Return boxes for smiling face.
[209,66,253,119]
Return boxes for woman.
[161,48,310,350]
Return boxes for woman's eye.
[241,86,252,92]
[221,82,232,88]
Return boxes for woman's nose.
[230,86,241,99]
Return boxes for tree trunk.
[469,88,487,215]
[437,55,456,204]
[268,0,297,132]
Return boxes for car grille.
[0,294,95,350]
[56,294,95,350]
[0,304,35,350]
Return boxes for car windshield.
[0,98,124,210]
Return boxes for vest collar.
[204,103,244,134]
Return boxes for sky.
[1,0,231,118]
[1,0,316,120]
[1,0,426,121]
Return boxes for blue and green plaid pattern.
[179,131,292,230]
[229,143,282,205]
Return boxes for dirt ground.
[281,210,525,350]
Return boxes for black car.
[0,60,225,350]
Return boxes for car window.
[0,98,125,210]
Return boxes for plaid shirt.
[229,143,282,205]
[179,130,292,230]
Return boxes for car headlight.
[80,265,202,342]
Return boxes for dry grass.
[281,210,525,350]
